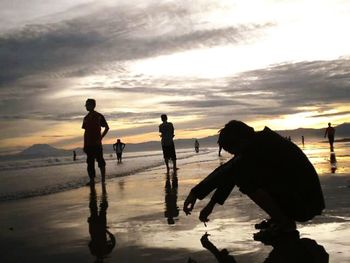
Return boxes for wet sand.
[0,156,349,263]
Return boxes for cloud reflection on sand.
[299,222,350,262]
[132,217,259,255]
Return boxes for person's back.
[236,127,324,221]
[159,122,174,146]
[114,142,125,153]
[83,111,107,147]
[325,125,335,137]
[159,114,177,171]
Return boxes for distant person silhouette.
[301,136,305,147]
[195,139,200,153]
[218,140,222,157]
[194,231,328,263]
[73,150,77,161]
[88,183,116,262]
[324,123,335,151]
[82,99,109,185]
[113,139,126,163]
[183,120,325,243]
[159,114,177,171]
[164,171,179,225]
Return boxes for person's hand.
[199,200,215,223]
[200,232,211,248]
[183,192,197,215]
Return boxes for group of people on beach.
[82,98,329,260]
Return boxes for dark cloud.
[0,2,271,86]
[310,111,350,118]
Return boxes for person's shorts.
[162,143,176,160]
[116,153,122,159]
[84,145,106,167]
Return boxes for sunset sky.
[1,0,350,154]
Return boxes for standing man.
[159,114,177,172]
[82,99,109,185]
[324,122,335,151]
[113,139,126,163]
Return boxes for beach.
[0,142,349,263]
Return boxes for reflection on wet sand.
[164,171,179,225]
[330,151,337,173]
[189,232,328,263]
[88,183,116,262]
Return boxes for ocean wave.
[0,148,217,202]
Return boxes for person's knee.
[97,158,106,168]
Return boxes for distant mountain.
[275,122,350,140]
[1,123,349,160]
[19,144,70,157]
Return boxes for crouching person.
[183,120,325,243]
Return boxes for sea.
[0,140,349,202]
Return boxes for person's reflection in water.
[330,151,337,173]
[88,183,116,262]
[164,171,179,225]
[192,231,328,263]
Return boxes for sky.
[0,0,350,154]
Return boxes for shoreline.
[0,155,349,262]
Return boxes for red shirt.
[82,111,108,147]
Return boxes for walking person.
[218,139,222,157]
[113,139,126,163]
[324,122,335,151]
[82,98,109,185]
[194,139,200,153]
[183,120,324,243]
[159,114,177,172]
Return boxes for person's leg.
[170,143,177,170]
[173,159,177,170]
[87,161,96,183]
[85,148,96,183]
[100,166,106,182]
[96,145,106,182]
[247,188,295,227]
[165,158,170,171]
[162,145,170,171]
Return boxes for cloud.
[0,1,271,87]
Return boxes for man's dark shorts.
[84,145,106,168]
[162,143,176,160]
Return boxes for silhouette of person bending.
[88,183,116,262]
[324,122,335,151]
[82,99,109,185]
[184,120,325,243]
[159,114,177,171]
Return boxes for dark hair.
[218,120,254,147]
[161,114,167,121]
[86,98,96,108]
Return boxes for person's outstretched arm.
[183,158,237,216]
